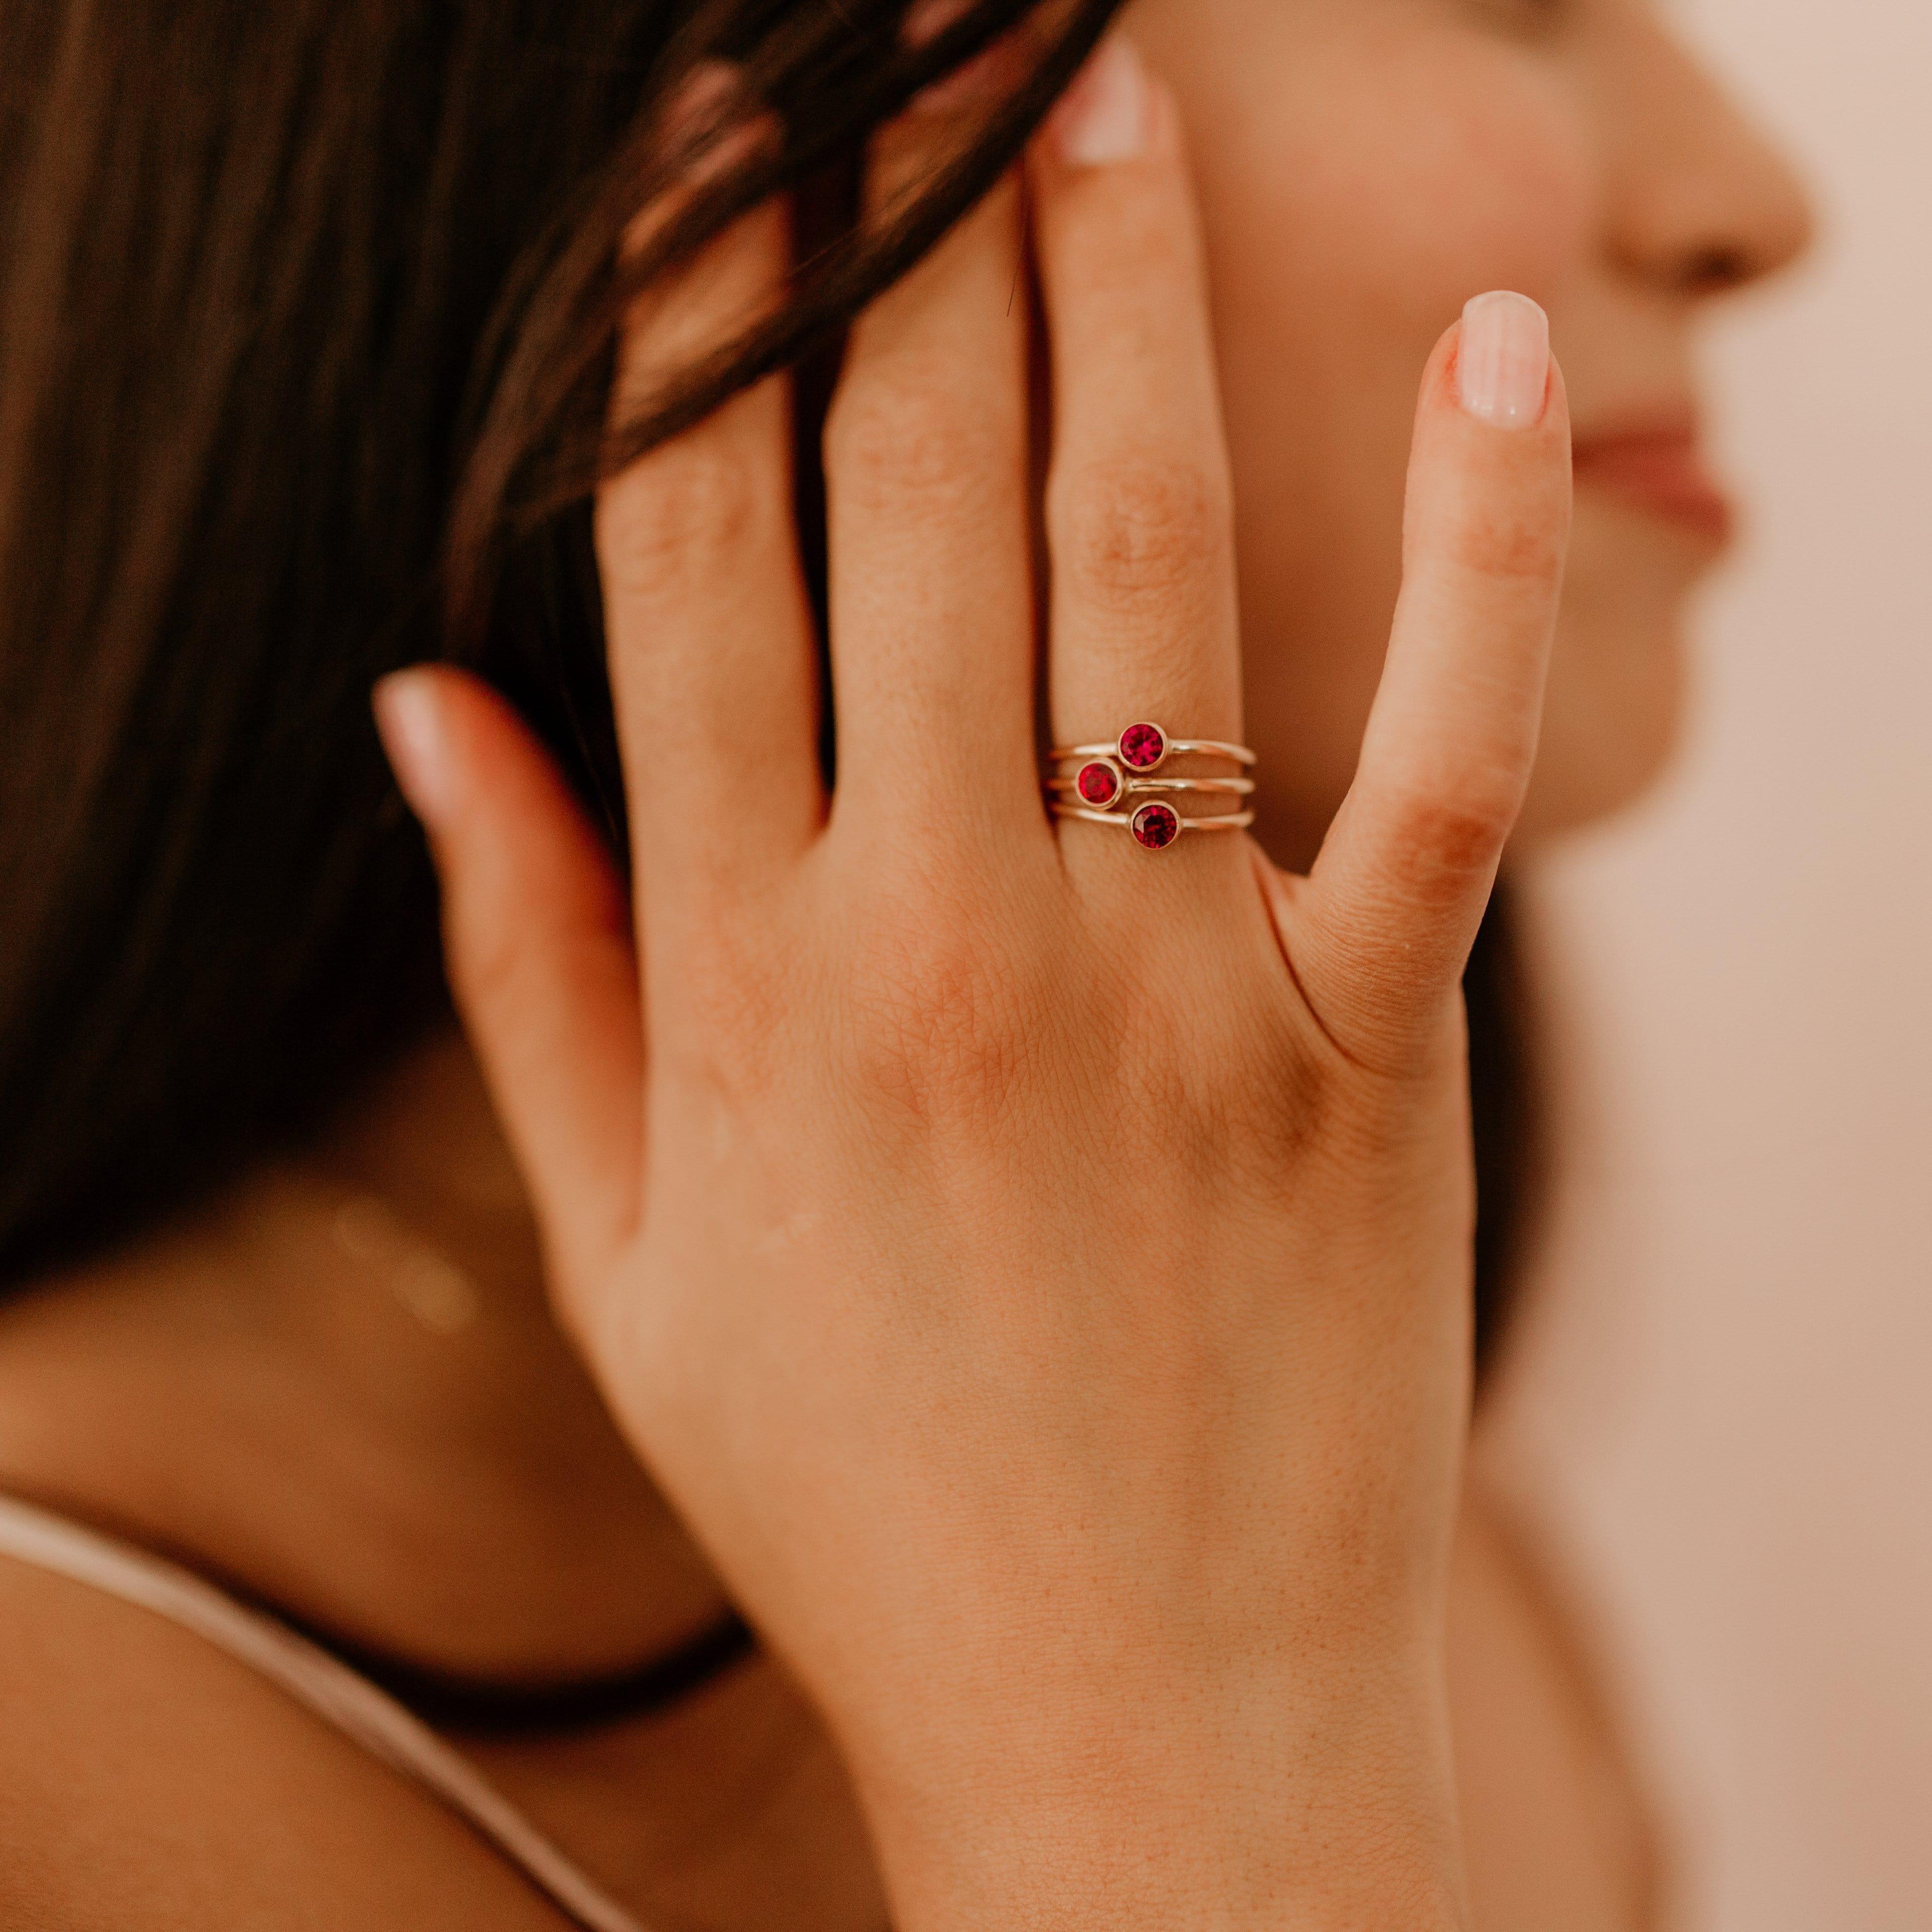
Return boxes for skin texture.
[0,2,1809,1928]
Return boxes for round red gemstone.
[1076,760,1122,808]
[1118,722,1167,771]
[1131,801,1181,850]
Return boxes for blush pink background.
[1485,2,1932,1926]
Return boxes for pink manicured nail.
[1053,38,1150,166]
[373,672,455,825]
[1457,291,1550,430]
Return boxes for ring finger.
[1030,40,1244,881]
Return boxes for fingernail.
[1052,37,1150,167]
[373,671,455,825]
[1457,292,1550,429]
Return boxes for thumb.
[373,666,645,1291]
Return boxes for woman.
[0,1,1810,1926]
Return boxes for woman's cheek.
[1282,39,1593,331]
[1161,21,1599,847]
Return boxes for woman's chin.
[1509,493,1721,844]
[1513,623,1695,845]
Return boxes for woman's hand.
[376,37,1570,1932]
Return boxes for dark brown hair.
[0,0,1536,1375]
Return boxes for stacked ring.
[1045,722,1257,852]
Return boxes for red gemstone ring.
[1049,721,1257,775]
[1051,799,1257,852]
[1045,723,1259,851]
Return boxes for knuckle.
[596,438,767,597]
[838,877,1046,1131]
[1143,986,1325,1173]
[825,378,1009,523]
[1052,451,1230,606]
[1386,779,1520,893]
[1431,492,1568,587]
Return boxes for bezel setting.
[1117,722,1169,772]
[1130,800,1182,850]
[1074,758,1125,810]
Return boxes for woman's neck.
[0,1031,896,1930]
[0,1029,726,1682]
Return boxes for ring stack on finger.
[1047,722,1257,852]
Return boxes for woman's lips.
[1571,420,1735,546]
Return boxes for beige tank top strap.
[0,1491,650,1932]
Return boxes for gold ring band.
[1047,774,1255,798]
[1052,738,1255,766]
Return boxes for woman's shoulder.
[1448,1473,1668,1932]
[0,1550,572,1931]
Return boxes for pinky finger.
[374,667,645,1284]
[1295,294,1572,1073]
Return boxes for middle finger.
[822,111,1040,839]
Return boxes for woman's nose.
[1602,9,1818,302]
